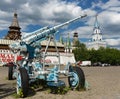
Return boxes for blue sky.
[0,0,120,49]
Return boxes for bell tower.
[5,12,21,40]
[87,15,107,50]
[92,15,102,42]
[73,32,79,47]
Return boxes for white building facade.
[87,15,106,50]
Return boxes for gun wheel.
[68,66,85,90]
[8,66,13,80]
[17,68,29,97]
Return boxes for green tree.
[73,41,89,61]
[73,42,120,66]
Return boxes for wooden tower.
[5,12,21,40]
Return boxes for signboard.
[0,53,14,63]
[0,50,76,66]
[0,50,16,66]
[40,52,76,65]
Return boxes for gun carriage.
[8,14,87,97]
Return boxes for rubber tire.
[68,66,85,90]
[18,68,29,97]
[8,66,13,80]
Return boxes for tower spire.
[67,33,71,48]
[94,14,99,29]
[5,12,21,40]
[92,15,102,41]
[10,12,20,28]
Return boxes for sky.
[0,0,120,49]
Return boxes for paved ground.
[0,66,120,99]
[0,67,16,99]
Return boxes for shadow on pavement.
[0,84,16,99]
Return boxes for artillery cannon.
[9,14,87,97]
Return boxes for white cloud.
[4,0,12,4]
[0,0,119,49]
[92,0,120,10]
[98,11,120,39]
[17,0,85,30]
[84,9,96,17]
[91,0,104,9]
[99,11,120,25]
[0,0,84,31]
[105,39,120,47]
[108,7,120,12]
[102,0,120,10]
[85,0,120,40]
[38,0,83,21]
[64,26,92,39]
[0,20,10,30]
[0,10,9,18]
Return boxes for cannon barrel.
[23,14,87,44]
[22,26,49,40]
[53,14,87,30]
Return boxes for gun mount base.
[47,80,66,87]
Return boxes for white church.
[87,15,107,50]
